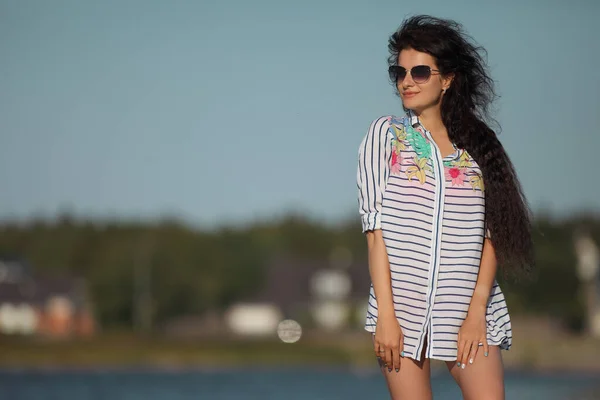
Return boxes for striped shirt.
[357,111,512,362]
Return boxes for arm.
[366,230,395,321]
[366,229,402,372]
[457,237,497,367]
[468,237,497,318]
[357,117,402,371]
[357,116,395,320]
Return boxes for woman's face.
[397,48,452,113]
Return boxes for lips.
[403,92,417,98]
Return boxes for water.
[0,367,598,399]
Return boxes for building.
[0,255,95,338]
[219,252,372,337]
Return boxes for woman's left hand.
[457,311,489,369]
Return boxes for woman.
[357,15,534,400]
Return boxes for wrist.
[377,306,396,320]
[467,303,486,318]
[469,290,489,309]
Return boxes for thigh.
[373,335,432,400]
[379,356,432,400]
[445,345,505,400]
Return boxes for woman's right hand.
[374,313,404,372]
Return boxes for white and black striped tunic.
[357,111,511,362]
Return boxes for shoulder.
[461,149,480,167]
[367,115,391,132]
[365,114,409,136]
[458,149,484,180]
[388,114,410,128]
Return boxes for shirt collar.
[407,109,420,127]
[406,109,460,158]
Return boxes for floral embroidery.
[445,167,466,186]
[388,115,485,192]
[442,150,484,191]
[390,123,407,146]
[389,122,407,175]
[469,172,485,191]
[456,152,471,169]
[390,149,402,174]
[443,150,468,187]
[406,125,432,160]
[406,155,432,184]
[389,120,435,183]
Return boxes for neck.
[413,106,447,137]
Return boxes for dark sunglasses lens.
[389,66,406,83]
[411,66,431,83]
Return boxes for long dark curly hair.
[388,15,534,276]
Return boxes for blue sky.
[1,0,598,228]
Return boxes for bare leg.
[445,345,505,400]
[373,335,433,400]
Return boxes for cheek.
[422,82,443,99]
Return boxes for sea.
[0,367,598,400]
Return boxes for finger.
[461,341,472,369]
[373,338,380,358]
[399,332,405,359]
[392,346,401,372]
[375,338,385,359]
[483,339,489,358]
[468,341,478,365]
[385,348,393,372]
[459,340,468,368]
[377,354,386,370]
[376,343,385,367]
[456,337,465,368]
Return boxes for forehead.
[397,48,437,67]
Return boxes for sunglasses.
[388,65,440,84]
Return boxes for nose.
[400,71,415,88]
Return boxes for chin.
[401,99,424,111]
[401,98,436,114]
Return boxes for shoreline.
[0,364,598,377]
[0,328,598,373]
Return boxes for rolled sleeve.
[357,116,392,233]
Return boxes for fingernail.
[461,363,465,370]
[388,368,392,372]
[484,351,489,357]
[395,368,399,372]
[469,358,473,364]
[457,362,461,367]
[401,351,405,357]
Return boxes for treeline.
[0,212,598,331]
